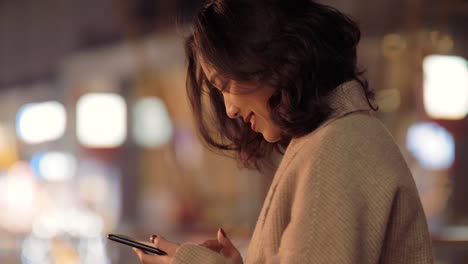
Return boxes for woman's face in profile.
[199,58,282,143]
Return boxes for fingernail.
[149,234,157,243]
[220,228,227,238]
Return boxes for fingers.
[133,248,146,260]
[217,228,243,263]
[133,248,171,264]
[217,228,234,251]
[151,235,179,256]
[200,239,223,252]
[132,234,180,264]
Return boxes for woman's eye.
[217,85,229,94]
[212,86,225,95]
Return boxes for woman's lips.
[243,112,256,132]
[244,112,253,123]
[250,114,256,131]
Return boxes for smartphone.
[107,234,167,255]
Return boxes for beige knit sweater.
[172,81,434,263]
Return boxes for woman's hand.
[133,228,243,264]
[199,228,243,264]
[133,235,179,264]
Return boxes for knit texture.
[172,81,434,263]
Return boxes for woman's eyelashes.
[215,84,230,94]
[211,79,253,95]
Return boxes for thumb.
[217,228,235,257]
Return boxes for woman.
[134,0,434,263]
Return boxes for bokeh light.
[133,97,173,148]
[406,122,455,170]
[0,161,38,232]
[16,101,66,144]
[21,235,52,264]
[423,55,468,120]
[0,124,19,169]
[77,93,127,148]
[30,152,77,182]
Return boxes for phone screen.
[107,234,167,255]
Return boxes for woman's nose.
[224,96,240,119]
[226,105,240,119]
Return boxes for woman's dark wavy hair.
[184,0,377,170]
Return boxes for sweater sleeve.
[267,151,395,263]
[172,243,227,264]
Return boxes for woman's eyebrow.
[208,73,221,86]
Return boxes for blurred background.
[0,0,467,263]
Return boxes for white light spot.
[31,152,77,181]
[0,161,37,232]
[77,93,127,148]
[16,101,66,144]
[423,55,468,120]
[407,122,455,170]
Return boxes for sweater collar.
[285,80,374,157]
[326,80,373,119]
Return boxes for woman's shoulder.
[288,112,411,185]
[293,112,395,153]
[310,113,396,149]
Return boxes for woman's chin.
[262,131,282,143]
